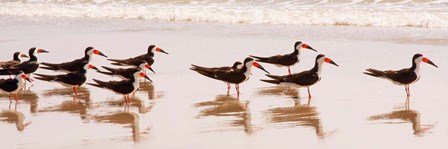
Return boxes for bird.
[0,52,29,68]
[87,70,151,104]
[190,57,269,97]
[0,47,49,76]
[33,61,99,96]
[363,53,438,97]
[250,41,317,74]
[107,45,168,67]
[97,60,154,81]
[260,54,339,99]
[40,47,107,73]
[0,71,32,102]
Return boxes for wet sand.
[0,17,448,148]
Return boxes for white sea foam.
[0,0,447,28]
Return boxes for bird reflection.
[266,99,330,139]
[195,95,252,134]
[42,86,91,101]
[91,110,141,142]
[39,87,91,120]
[105,95,153,114]
[138,82,163,100]
[257,86,300,99]
[0,102,31,131]
[1,90,39,114]
[368,97,433,136]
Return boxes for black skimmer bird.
[40,47,107,73]
[0,47,49,76]
[97,60,154,81]
[261,54,338,99]
[34,62,99,96]
[87,70,151,104]
[190,57,269,97]
[364,53,438,97]
[107,45,168,67]
[0,52,29,68]
[0,71,32,102]
[250,41,317,74]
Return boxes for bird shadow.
[0,102,32,131]
[0,90,39,114]
[368,97,434,137]
[38,87,92,120]
[264,99,334,139]
[88,109,144,142]
[194,95,253,135]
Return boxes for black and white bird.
[250,41,317,74]
[191,57,269,97]
[364,53,438,97]
[261,54,339,99]
[0,71,32,102]
[34,62,99,96]
[97,60,154,81]
[0,47,49,76]
[40,47,107,73]
[87,70,151,104]
[0,52,29,68]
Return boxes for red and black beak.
[140,72,152,82]
[93,49,108,58]
[145,64,156,73]
[21,74,32,83]
[324,57,339,67]
[253,62,270,74]
[20,54,29,58]
[302,44,317,52]
[422,57,438,68]
[155,47,169,55]
[89,64,100,71]
[37,49,49,53]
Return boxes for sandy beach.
[1,1,448,148]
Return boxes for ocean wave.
[0,0,447,28]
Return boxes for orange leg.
[8,94,12,103]
[405,85,410,97]
[15,94,18,102]
[227,83,231,95]
[73,86,78,96]
[235,84,240,97]
[288,67,291,75]
[307,87,312,99]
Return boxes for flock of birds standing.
[0,41,438,105]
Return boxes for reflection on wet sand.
[91,110,141,142]
[368,98,433,136]
[266,99,330,139]
[105,95,153,114]
[39,87,91,120]
[0,103,31,131]
[0,90,39,114]
[257,86,299,99]
[42,86,91,101]
[138,82,163,100]
[195,95,252,134]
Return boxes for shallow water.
[0,17,448,148]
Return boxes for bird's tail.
[249,55,270,63]
[34,73,57,81]
[363,68,385,78]
[265,74,284,80]
[86,79,107,88]
[190,66,216,79]
[107,59,126,66]
[40,62,60,70]
[101,66,116,73]
[260,79,282,84]
[190,64,211,72]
